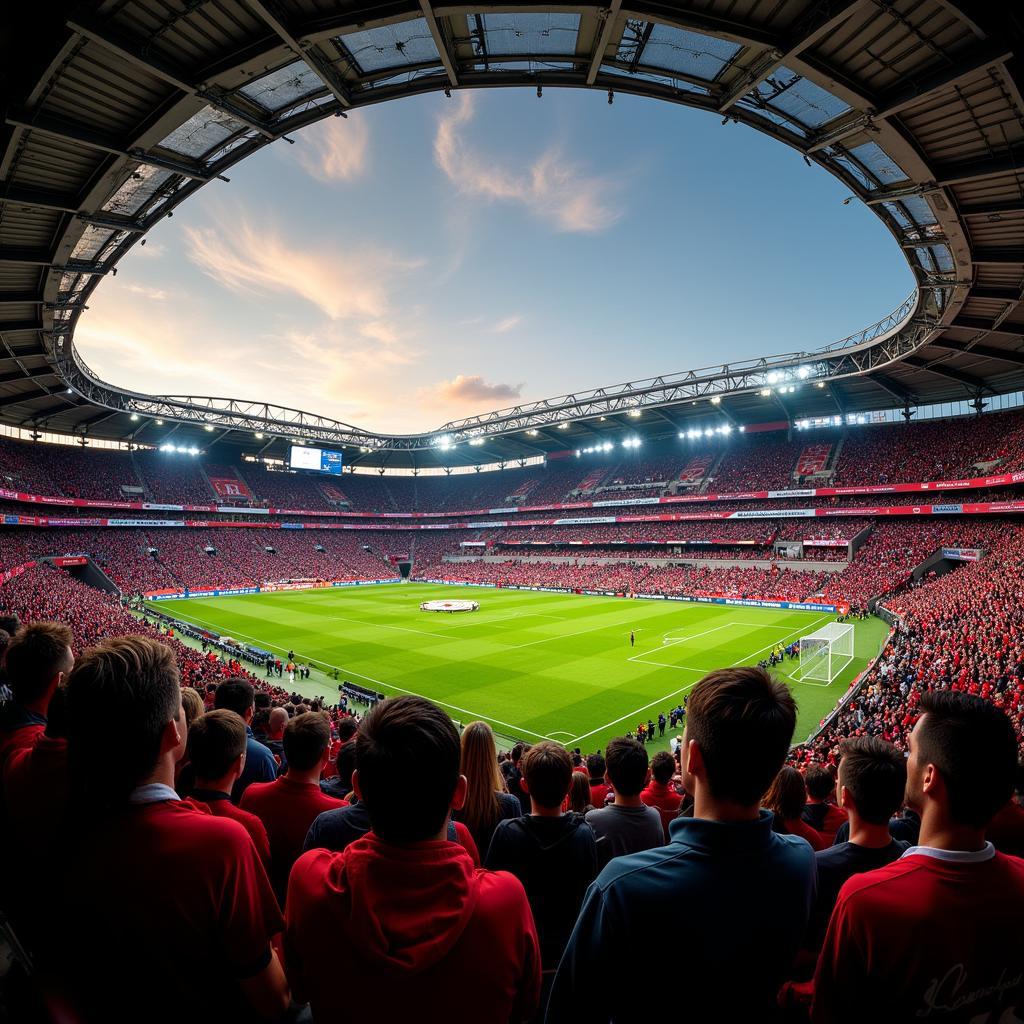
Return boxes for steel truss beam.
[929,339,1024,365]
[245,0,354,108]
[67,18,277,139]
[717,0,868,113]
[902,356,993,392]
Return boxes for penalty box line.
[570,613,835,749]
[145,604,559,744]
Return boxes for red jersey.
[285,834,540,1023]
[589,781,611,808]
[0,722,44,773]
[66,798,283,1023]
[813,847,1024,1023]
[241,774,344,898]
[640,780,682,814]
[190,789,272,868]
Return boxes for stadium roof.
[1,0,1023,469]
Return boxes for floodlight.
[710,395,721,405]
[204,423,214,432]
[797,366,811,379]
[628,409,641,418]
[469,437,484,446]
[721,424,733,434]
[255,432,264,439]
[155,419,164,425]
[767,371,780,384]
[704,428,714,437]
[527,429,539,436]
[760,388,772,397]
[558,422,569,429]
[188,447,200,455]
[816,381,826,388]
[130,413,139,421]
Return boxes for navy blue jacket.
[230,727,278,803]
[547,810,815,1022]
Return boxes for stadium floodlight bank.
[798,623,855,683]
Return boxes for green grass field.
[149,583,889,752]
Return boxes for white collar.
[901,842,995,863]
[129,783,181,805]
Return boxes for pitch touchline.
[147,605,556,743]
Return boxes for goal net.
[798,622,854,683]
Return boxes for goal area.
[797,623,854,684]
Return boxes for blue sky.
[77,88,914,434]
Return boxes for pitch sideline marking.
[148,605,557,742]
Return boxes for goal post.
[798,622,854,683]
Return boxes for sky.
[76,88,915,435]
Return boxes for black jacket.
[485,813,598,969]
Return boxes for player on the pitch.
[630,629,635,648]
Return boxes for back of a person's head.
[586,752,606,778]
[838,736,906,824]
[568,770,592,813]
[180,687,205,727]
[0,614,20,636]
[764,766,807,821]
[337,717,358,741]
[254,691,272,710]
[686,667,797,806]
[460,720,504,830]
[357,696,460,842]
[804,763,835,801]
[336,741,358,789]
[188,709,246,780]
[284,712,331,771]
[522,741,572,810]
[913,690,1018,828]
[605,736,649,797]
[650,750,675,785]
[213,678,255,716]
[65,636,180,802]
[4,621,74,705]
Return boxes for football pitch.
[149,583,889,752]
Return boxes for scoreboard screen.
[289,446,343,475]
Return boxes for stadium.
[1,1,1023,1021]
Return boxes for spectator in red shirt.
[187,709,272,869]
[765,767,827,851]
[641,750,684,838]
[241,711,344,901]
[0,621,73,771]
[801,763,848,842]
[285,695,541,1024]
[62,636,288,1023]
[587,752,610,808]
[813,691,1024,1023]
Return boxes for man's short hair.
[284,712,331,771]
[650,750,676,785]
[65,636,180,801]
[916,690,1018,828]
[804,764,835,801]
[213,678,255,716]
[522,741,573,809]
[686,666,797,806]
[586,753,606,779]
[4,622,73,705]
[188,709,247,780]
[605,737,649,797]
[357,696,460,842]
[0,614,20,635]
[838,737,906,825]
[337,717,358,742]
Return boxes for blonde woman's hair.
[459,721,505,836]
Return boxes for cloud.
[124,284,168,300]
[434,93,622,233]
[433,374,524,404]
[295,114,370,183]
[184,214,417,322]
[490,315,522,334]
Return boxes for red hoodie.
[285,833,541,1023]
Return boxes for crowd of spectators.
[796,527,1024,768]
[2,614,1020,1023]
